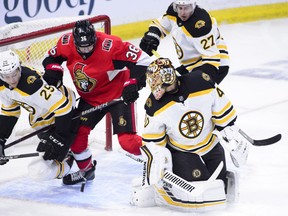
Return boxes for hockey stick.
[238,129,281,146]
[0,152,39,160]
[5,98,123,149]
[152,50,161,58]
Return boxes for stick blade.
[253,134,282,146]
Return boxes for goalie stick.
[238,129,281,146]
[5,98,122,149]
[119,149,223,195]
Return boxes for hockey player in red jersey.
[42,19,151,185]
[140,0,230,84]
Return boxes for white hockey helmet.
[173,0,196,13]
[0,50,20,77]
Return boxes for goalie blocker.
[130,143,239,212]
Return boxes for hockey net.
[0,15,113,151]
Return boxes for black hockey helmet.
[73,19,96,48]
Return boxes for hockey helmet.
[73,19,96,52]
[146,58,177,100]
[0,50,20,77]
[173,0,196,15]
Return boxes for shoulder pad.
[16,66,43,94]
[179,71,215,91]
[182,6,212,37]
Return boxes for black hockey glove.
[36,131,70,162]
[43,64,64,88]
[176,65,189,75]
[140,27,161,56]
[0,138,8,165]
[122,78,139,104]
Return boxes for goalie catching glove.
[216,125,249,168]
[37,131,71,162]
[139,27,161,56]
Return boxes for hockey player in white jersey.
[130,58,248,212]
[140,0,229,84]
[0,50,76,181]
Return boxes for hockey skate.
[62,160,97,186]
[64,151,74,169]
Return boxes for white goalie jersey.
[142,71,237,156]
[150,4,229,71]
[0,65,75,131]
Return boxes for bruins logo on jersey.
[145,98,152,108]
[144,114,149,128]
[192,169,202,178]
[202,72,210,81]
[15,100,35,113]
[179,111,204,138]
[73,62,96,92]
[27,75,37,84]
[195,20,205,29]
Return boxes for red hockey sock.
[118,133,142,155]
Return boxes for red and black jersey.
[43,32,151,106]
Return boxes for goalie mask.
[146,58,177,100]
[73,19,96,58]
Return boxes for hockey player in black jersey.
[0,50,76,180]
[140,0,230,84]
[130,58,249,212]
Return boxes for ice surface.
[1,18,288,216]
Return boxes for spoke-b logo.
[179,111,204,138]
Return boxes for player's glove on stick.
[0,138,8,165]
[122,78,139,104]
[140,27,161,56]
[43,64,64,88]
[37,131,70,162]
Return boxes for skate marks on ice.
[0,151,142,210]
[233,59,288,80]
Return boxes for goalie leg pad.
[130,185,156,207]
[226,169,239,203]
[28,156,71,181]
[154,179,226,212]
[140,143,172,186]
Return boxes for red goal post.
[0,15,113,151]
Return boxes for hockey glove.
[122,78,139,104]
[176,65,189,75]
[0,138,8,165]
[37,131,70,162]
[140,27,161,56]
[43,64,64,88]
[218,125,249,168]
